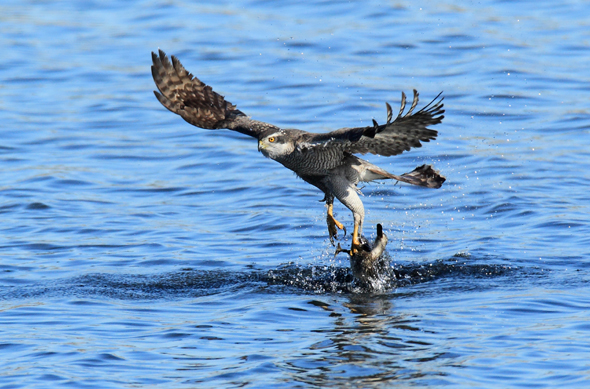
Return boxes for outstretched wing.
[298,90,444,157]
[151,49,280,139]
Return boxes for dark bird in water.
[151,49,445,254]
[342,223,390,286]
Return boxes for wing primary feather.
[404,89,419,118]
[171,55,197,86]
[417,91,444,112]
[397,91,407,120]
[386,102,393,124]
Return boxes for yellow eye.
[268,137,276,143]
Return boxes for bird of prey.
[151,49,445,254]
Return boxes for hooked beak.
[258,140,264,152]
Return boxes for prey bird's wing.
[151,49,280,139]
[298,90,444,157]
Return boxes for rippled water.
[2,0,590,387]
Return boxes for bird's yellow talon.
[327,203,345,245]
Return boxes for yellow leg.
[327,203,346,245]
[351,221,361,254]
[333,221,362,257]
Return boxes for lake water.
[1,0,590,387]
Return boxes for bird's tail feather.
[368,164,445,189]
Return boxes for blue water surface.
[1,0,590,387]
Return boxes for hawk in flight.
[151,50,445,254]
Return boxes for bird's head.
[258,131,293,159]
